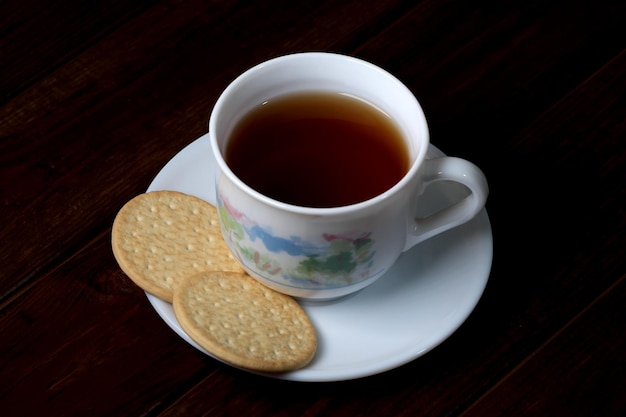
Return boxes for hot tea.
[225,91,410,208]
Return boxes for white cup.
[210,52,488,300]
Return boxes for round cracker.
[111,191,243,302]
[173,271,317,372]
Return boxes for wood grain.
[0,0,162,104]
[461,275,626,417]
[0,234,211,417]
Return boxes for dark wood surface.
[1,0,625,415]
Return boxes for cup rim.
[209,52,430,215]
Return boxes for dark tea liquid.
[225,91,409,208]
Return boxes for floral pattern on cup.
[217,193,376,288]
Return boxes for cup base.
[296,291,361,306]
[243,268,381,302]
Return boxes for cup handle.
[404,157,489,250]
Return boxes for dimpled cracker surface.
[173,271,317,372]
[111,191,244,302]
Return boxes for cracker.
[173,271,317,372]
[111,191,243,302]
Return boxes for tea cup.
[209,52,488,300]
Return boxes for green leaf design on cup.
[218,194,376,287]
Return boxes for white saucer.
[146,133,492,382]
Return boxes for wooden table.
[2,0,625,415]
